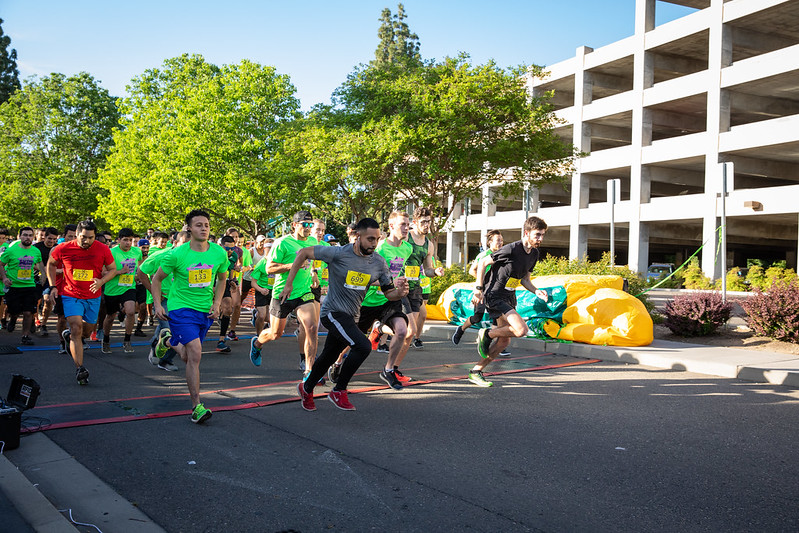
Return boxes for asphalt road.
[2,321,798,532]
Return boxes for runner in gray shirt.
[279,218,409,411]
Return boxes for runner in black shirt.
[467,216,548,387]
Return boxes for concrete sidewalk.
[423,322,799,388]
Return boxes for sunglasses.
[300,222,314,228]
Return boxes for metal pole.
[608,179,618,267]
[721,163,728,303]
[463,197,469,268]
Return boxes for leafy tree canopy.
[97,54,302,236]
[0,18,20,104]
[0,72,119,229]
[375,4,421,67]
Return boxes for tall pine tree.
[374,4,421,66]
[0,18,21,103]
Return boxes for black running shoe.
[452,326,464,345]
[76,366,89,385]
[328,363,341,384]
[380,369,403,390]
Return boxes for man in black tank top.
[467,216,548,387]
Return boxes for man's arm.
[521,273,548,301]
[151,267,168,319]
[46,256,59,298]
[0,261,10,288]
[470,255,495,306]
[277,248,316,302]
[137,267,152,293]
[91,263,119,294]
[423,242,445,278]
[382,276,409,301]
[210,270,227,319]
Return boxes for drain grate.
[0,345,23,354]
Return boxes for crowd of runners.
[0,209,547,424]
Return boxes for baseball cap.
[323,234,338,243]
[255,235,266,242]
[292,210,313,223]
[137,239,150,246]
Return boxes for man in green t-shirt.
[100,228,143,353]
[152,210,228,424]
[452,230,504,346]
[0,227,44,345]
[249,211,319,374]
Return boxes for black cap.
[293,210,313,223]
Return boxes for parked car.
[646,263,675,282]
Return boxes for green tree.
[97,54,302,236]
[0,72,119,228]
[375,4,421,66]
[297,54,575,236]
[0,18,20,103]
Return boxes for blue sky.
[2,1,694,110]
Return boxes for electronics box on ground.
[0,374,41,451]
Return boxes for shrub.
[429,264,473,303]
[726,267,749,292]
[746,265,767,290]
[533,251,652,311]
[741,280,799,343]
[663,291,732,336]
[681,258,714,289]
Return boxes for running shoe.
[155,329,172,359]
[133,328,147,337]
[158,361,179,372]
[58,346,67,355]
[148,351,159,365]
[35,317,41,327]
[216,341,231,353]
[468,370,493,387]
[61,330,72,356]
[328,389,355,411]
[20,335,34,346]
[250,308,258,328]
[368,321,382,350]
[191,403,212,424]
[5,318,15,333]
[412,338,423,349]
[477,328,492,359]
[376,343,389,353]
[499,349,511,357]
[39,324,48,337]
[299,354,306,372]
[249,337,262,366]
[298,382,316,411]
[226,330,239,341]
[96,329,104,342]
[380,369,403,390]
[102,342,112,354]
[76,366,89,385]
[452,326,464,345]
[90,330,98,342]
[328,363,341,384]
[394,367,411,383]
[123,341,134,353]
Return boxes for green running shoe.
[191,403,212,424]
[156,329,172,359]
[477,328,492,359]
[468,370,493,387]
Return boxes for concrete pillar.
[569,45,593,261]
[446,232,462,267]
[702,0,732,279]
[627,0,656,272]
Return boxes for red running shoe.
[328,389,356,411]
[394,368,411,383]
[367,321,381,350]
[298,382,316,411]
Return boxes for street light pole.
[607,179,620,266]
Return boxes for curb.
[421,322,799,387]
[0,452,78,533]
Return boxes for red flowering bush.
[663,291,732,337]
[741,280,799,343]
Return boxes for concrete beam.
[724,154,799,179]
[652,52,707,76]
[729,91,799,118]
[589,71,633,92]
[649,109,707,132]
[649,166,705,186]
[588,123,632,143]
[730,26,797,55]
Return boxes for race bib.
[505,277,522,291]
[320,268,329,281]
[73,269,93,282]
[405,265,420,280]
[420,276,431,288]
[344,270,371,290]
[313,260,323,270]
[119,274,134,287]
[17,268,32,281]
[187,264,213,288]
